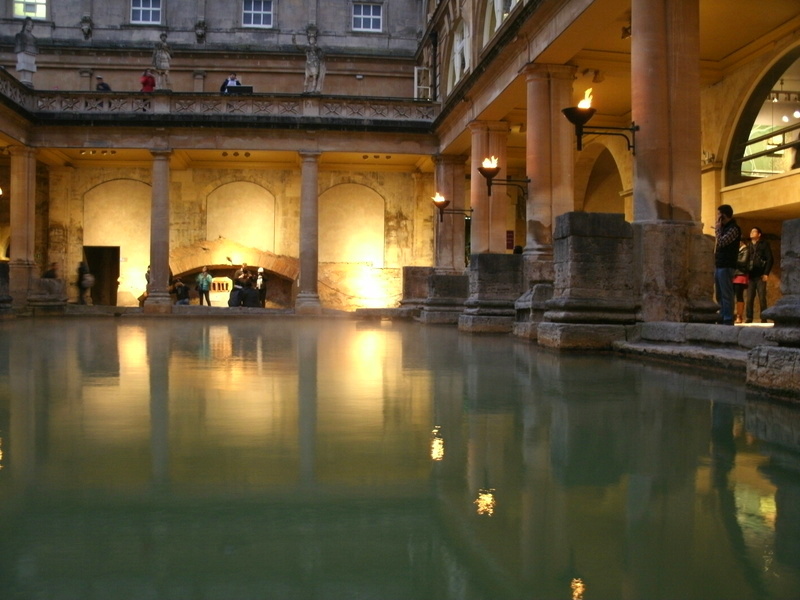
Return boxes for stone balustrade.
[0,71,437,128]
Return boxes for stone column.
[513,64,575,339]
[632,0,701,222]
[296,151,322,315]
[468,121,510,254]
[433,154,468,270]
[144,150,172,312]
[631,0,713,322]
[419,154,470,324]
[523,63,576,277]
[8,146,37,308]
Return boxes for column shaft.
[434,155,467,271]
[632,0,701,222]
[8,146,37,307]
[145,150,172,308]
[524,64,576,264]
[297,151,322,314]
[469,121,510,254]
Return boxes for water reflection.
[0,318,798,599]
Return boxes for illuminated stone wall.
[45,165,435,310]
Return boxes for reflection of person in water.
[710,402,768,597]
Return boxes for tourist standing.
[714,204,741,325]
[140,69,156,92]
[95,76,111,91]
[733,241,749,324]
[256,267,267,307]
[196,266,213,306]
[745,227,774,323]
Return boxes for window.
[14,0,47,19]
[243,0,273,28]
[131,0,162,25]
[353,3,382,32]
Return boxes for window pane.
[353,3,382,31]
[14,0,46,19]
[131,0,161,24]
[243,0,273,28]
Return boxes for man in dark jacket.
[714,204,741,325]
[745,226,774,323]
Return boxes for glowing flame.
[482,156,498,169]
[474,488,496,516]
[577,88,593,109]
[571,578,585,600]
[432,193,446,205]
[431,426,444,461]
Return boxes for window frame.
[131,0,163,25]
[351,2,383,33]
[242,0,274,29]
[13,0,47,20]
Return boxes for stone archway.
[170,238,299,307]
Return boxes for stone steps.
[614,322,775,373]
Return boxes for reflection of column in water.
[8,330,37,487]
[147,324,170,486]
[297,327,317,487]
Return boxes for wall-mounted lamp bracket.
[477,165,530,200]
[561,106,639,154]
[432,195,473,222]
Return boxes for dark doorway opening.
[83,246,120,306]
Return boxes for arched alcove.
[84,179,151,305]
[583,148,624,214]
[319,183,385,267]
[726,46,800,185]
[207,181,276,251]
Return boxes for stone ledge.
[614,340,749,371]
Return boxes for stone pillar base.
[458,253,523,334]
[295,293,322,315]
[747,345,800,399]
[513,283,554,341]
[537,322,628,350]
[419,272,468,325]
[458,313,515,333]
[144,292,173,314]
[400,266,434,315]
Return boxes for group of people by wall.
[714,205,774,325]
[163,264,268,308]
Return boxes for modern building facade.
[0,0,798,320]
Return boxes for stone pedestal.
[748,218,800,399]
[419,270,468,324]
[513,283,553,340]
[539,212,638,348]
[634,221,717,323]
[27,277,67,315]
[400,266,433,316]
[458,253,524,333]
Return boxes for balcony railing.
[0,72,438,131]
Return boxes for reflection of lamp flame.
[482,156,498,169]
[431,426,444,461]
[578,88,593,109]
[474,488,496,516]
[571,578,585,600]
